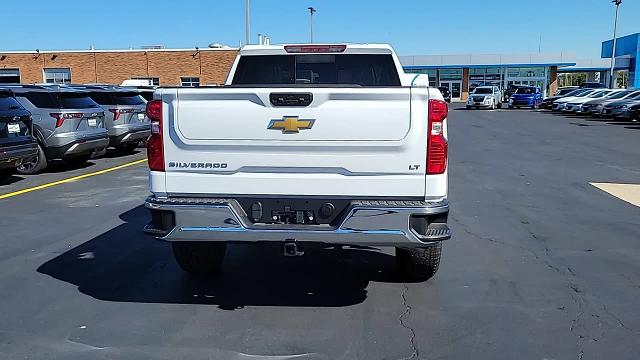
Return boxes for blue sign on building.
[602,33,639,87]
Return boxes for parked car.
[0,89,39,180]
[580,82,606,89]
[502,84,527,103]
[466,86,502,109]
[540,87,582,109]
[609,92,640,119]
[563,89,615,113]
[600,90,640,118]
[8,85,109,174]
[508,86,543,109]
[579,89,628,115]
[437,86,452,103]
[628,103,640,121]
[73,85,150,153]
[551,89,596,111]
[591,89,640,117]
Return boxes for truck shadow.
[37,206,401,310]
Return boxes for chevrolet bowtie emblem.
[267,116,315,134]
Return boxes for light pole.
[609,0,622,88]
[308,7,316,43]
[245,0,251,46]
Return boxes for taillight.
[109,108,135,121]
[50,112,83,128]
[284,45,347,53]
[146,100,164,172]
[427,99,448,175]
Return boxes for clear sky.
[2,0,638,58]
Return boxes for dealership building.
[401,33,639,101]
[0,33,637,101]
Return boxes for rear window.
[57,93,100,109]
[87,92,115,105]
[20,92,59,108]
[607,91,633,99]
[232,54,401,86]
[138,91,154,101]
[114,92,145,105]
[0,93,23,111]
[558,88,579,96]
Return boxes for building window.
[44,68,71,84]
[0,69,20,84]
[131,77,160,86]
[438,69,463,81]
[180,77,200,87]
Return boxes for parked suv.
[466,86,502,109]
[8,85,109,174]
[508,86,543,109]
[0,89,38,180]
[74,85,150,153]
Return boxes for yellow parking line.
[0,158,147,200]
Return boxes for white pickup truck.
[144,44,450,280]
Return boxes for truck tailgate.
[161,87,429,198]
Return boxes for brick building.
[0,47,239,86]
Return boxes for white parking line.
[590,183,640,207]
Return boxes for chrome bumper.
[144,196,450,247]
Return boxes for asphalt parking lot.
[0,106,639,360]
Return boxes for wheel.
[508,105,514,109]
[117,143,138,154]
[16,142,47,175]
[466,105,471,110]
[531,103,538,110]
[396,243,442,281]
[497,102,503,109]
[490,100,495,110]
[172,242,227,275]
[65,154,92,167]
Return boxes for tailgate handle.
[270,93,313,107]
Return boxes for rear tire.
[16,142,47,175]
[396,243,442,281]
[172,242,227,275]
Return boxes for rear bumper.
[0,142,38,169]
[46,135,109,159]
[144,196,451,247]
[109,128,150,146]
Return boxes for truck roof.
[238,43,395,56]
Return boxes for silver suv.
[74,85,150,153]
[466,86,503,110]
[8,85,109,174]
